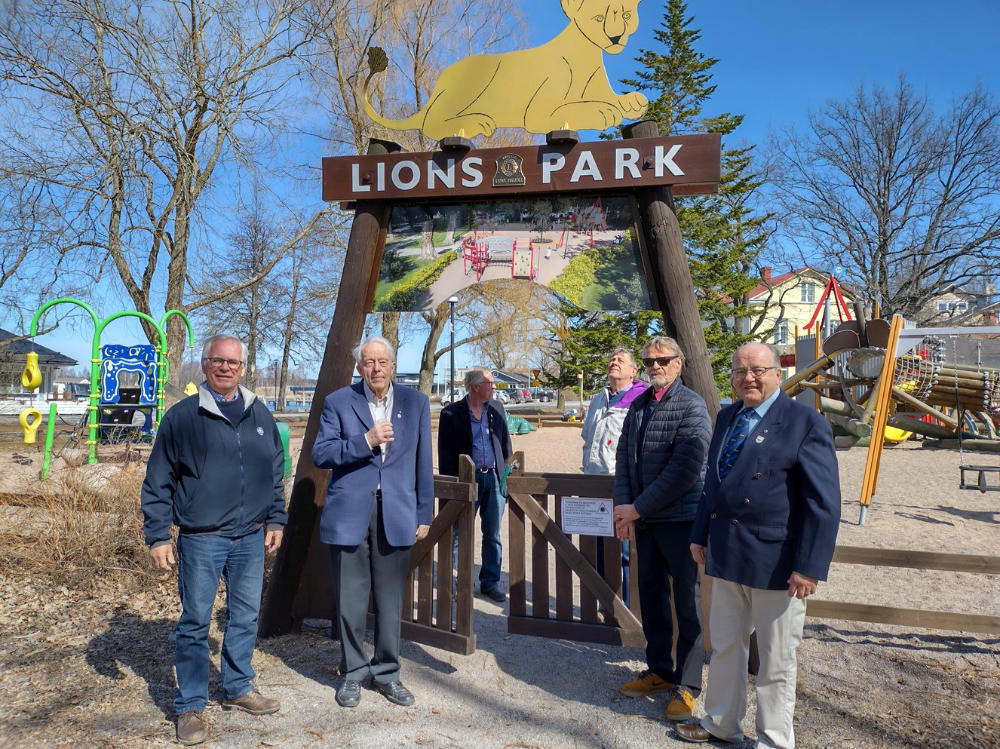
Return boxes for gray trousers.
[328,500,411,686]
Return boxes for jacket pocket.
[755,524,787,542]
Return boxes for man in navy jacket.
[313,336,433,710]
[141,334,286,746]
[438,367,512,602]
[677,342,841,749]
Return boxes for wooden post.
[623,120,720,419]
[259,139,401,637]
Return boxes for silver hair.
[353,335,396,366]
[201,335,248,363]
[733,342,781,368]
[609,347,637,367]
[640,336,684,361]
[464,367,492,389]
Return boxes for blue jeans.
[475,471,505,590]
[173,528,264,714]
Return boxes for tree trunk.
[417,306,449,395]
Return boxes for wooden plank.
[401,619,476,655]
[806,600,1000,635]
[509,616,646,648]
[531,494,550,618]
[509,500,527,619]
[508,492,642,632]
[605,537,623,606]
[554,496,574,621]
[417,552,433,626]
[579,534,598,623]
[455,460,476,640]
[436,499,454,632]
[507,474,615,497]
[832,546,1000,574]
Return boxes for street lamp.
[448,295,459,401]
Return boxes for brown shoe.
[674,722,715,743]
[666,687,696,721]
[176,711,207,746]
[619,670,674,697]
[221,688,280,715]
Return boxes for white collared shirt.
[363,382,394,458]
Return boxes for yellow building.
[744,267,858,355]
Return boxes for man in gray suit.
[312,336,433,709]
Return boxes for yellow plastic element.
[883,426,912,444]
[361,0,647,138]
[19,408,42,444]
[21,352,42,391]
[184,382,198,396]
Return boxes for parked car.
[535,388,556,402]
[516,388,533,402]
[440,387,466,406]
[493,390,510,404]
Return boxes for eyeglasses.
[642,356,679,368]
[204,357,244,369]
[730,366,779,380]
[475,380,496,388]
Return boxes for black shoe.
[481,586,506,603]
[335,679,362,708]
[373,680,415,706]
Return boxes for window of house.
[800,283,815,303]
[938,300,968,312]
[773,320,789,345]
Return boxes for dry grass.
[0,458,153,586]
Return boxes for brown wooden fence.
[808,546,1000,635]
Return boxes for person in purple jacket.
[580,347,647,607]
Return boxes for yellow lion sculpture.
[362,0,648,139]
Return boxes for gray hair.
[201,335,248,363]
[640,336,684,361]
[733,342,781,368]
[464,367,492,389]
[353,335,396,366]
[609,347,637,368]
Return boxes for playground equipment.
[22,298,194,464]
[461,235,537,282]
[783,314,1000,522]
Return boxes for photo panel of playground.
[373,193,652,313]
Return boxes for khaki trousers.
[700,578,806,749]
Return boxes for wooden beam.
[624,120,720,420]
[806,600,1000,636]
[832,546,1000,574]
[508,616,647,648]
[260,137,400,637]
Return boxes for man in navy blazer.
[677,342,841,749]
[312,336,433,710]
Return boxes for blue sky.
[12,0,1000,377]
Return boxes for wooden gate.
[504,454,645,646]
[398,460,478,653]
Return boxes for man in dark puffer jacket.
[613,335,711,722]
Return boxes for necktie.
[718,408,752,480]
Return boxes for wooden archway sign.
[259,120,721,637]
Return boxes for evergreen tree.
[621,0,774,391]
